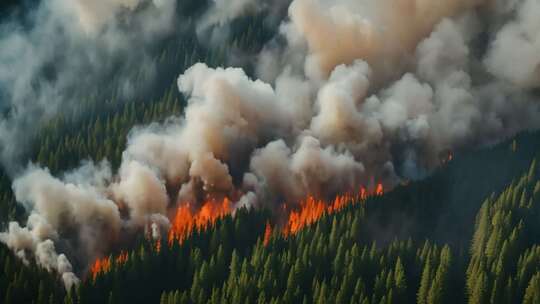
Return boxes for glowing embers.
[375,183,384,196]
[168,198,233,245]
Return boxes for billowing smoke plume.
[484,0,540,88]
[0,0,176,171]
[2,0,540,288]
[262,0,485,82]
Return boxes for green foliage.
[2,133,540,303]
[0,245,65,304]
[467,163,540,304]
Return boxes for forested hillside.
[1,0,540,303]
[72,135,540,304]
[2,129,540,303]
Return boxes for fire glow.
[89,251,129,280]
[282,184,383,237]
[89,184,384,279]
[167,198,233,245]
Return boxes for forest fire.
[263,222,272,246]
[283,196,331,237]
[376,183,384,196]
[167,198,233,245]
[282,185,384,237]
[89,198,235,280]
[88,184,385,279]
[89,251,129,280]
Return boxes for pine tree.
[528,159,537,182]
[4,285,13,304]
[469,270,488,304]
[37,280,47,304]
[394,257,407,302]
[523,272,540,304]
[108,291,115,304]
[418,259,432,304]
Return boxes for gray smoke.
[484,0,540,88]
[2,0,540,289]
[196,0,291,49]
[0,0,177,172]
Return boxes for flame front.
[90,251,129,280]
[375,183,384,196]
[168,198,232,245]
[263,221,272,246]
[88,183,385,279]
[283,185,383,237]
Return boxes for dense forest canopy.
[0,0,540,303]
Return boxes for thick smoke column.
[2,0,540,288]
[266,0,485,81]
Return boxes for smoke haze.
[0,0,176,171]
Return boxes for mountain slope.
[66,131,540,304]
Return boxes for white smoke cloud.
[484,0,540,88]
[0,160,172,288]
[309,60,378,147]
[112,160,169,224]
[0,222,79,289]
[245,135,367,206]
[124,120,190,184]
[282,0,485,81]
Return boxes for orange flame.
[282,185,383,237]
[88,183,386,277]
[263,221,272,246]
[116,251,129,265]
[168,198,232,245]
[283,196,327,237]
[375,183,384,196]
[89,251,129,280]
[360,187,367,200]
[155,239,162,253]
[89,257,110,280]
